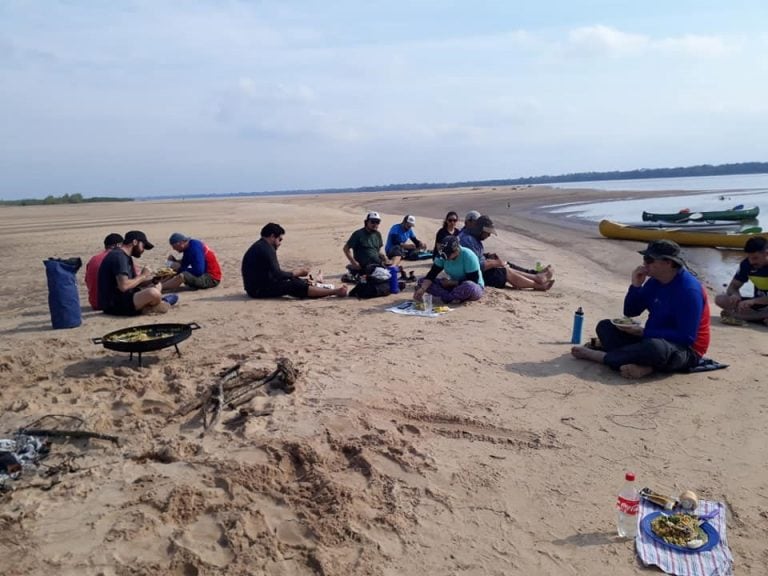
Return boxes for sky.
[2,1,768,200]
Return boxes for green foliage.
[1,194,132,207]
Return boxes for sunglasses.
[447,218,458,222]
[369,219,381,224]
[643,256,656,264]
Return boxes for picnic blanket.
[686,358,728,373]
[386,301,452,318]
[636,499,733,576]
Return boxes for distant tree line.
[0,193,133,206]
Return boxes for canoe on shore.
[641,206,759,222]
[599,219,768,249]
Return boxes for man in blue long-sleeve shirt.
[571,240,710,379]
[164,232,222,290]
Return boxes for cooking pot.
[92,322,201,365]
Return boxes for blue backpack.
[44,257,83,329]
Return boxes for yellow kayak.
[598,219,768,249]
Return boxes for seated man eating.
[571,240,710,379]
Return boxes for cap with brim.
[124,230,154,250]
[405,215,416,225]
[168,232,189,245]
[465,210,481,221]
[638,239,686,266]
[103,233,123,248]
[438,235,460,259]
[366,211,381,222]
[476,215,497,236]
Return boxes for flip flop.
[162,294,179,306]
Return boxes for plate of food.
[641,511,720,553]
[611,317,640,327]
[152,267,178,282]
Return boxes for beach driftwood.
[197,358,298,431]
[19,428,120,445]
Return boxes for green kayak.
[642,205,760,222]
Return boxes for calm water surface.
[545,174,768,293]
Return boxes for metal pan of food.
[92,322,201,365]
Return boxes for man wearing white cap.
[343,211,391,276]
[385,214,426,267]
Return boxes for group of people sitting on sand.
[86,212,768,381]
[85,230,222,316]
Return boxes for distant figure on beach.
[85,232,124,310]
[715,236,768,325]
[242,222,347,299]
[433,211,460,258]
[342,211,390,276]
[97,231,170,315]
[385,214,426,266]
[414,235,484,304]
[571,240,710,379]
[459,215,554,291]
[162,232,222,291]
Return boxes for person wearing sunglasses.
[571,239,710,379]
[414,235,484,304]
[432,211,461,258]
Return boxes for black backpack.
[349,278,391,299]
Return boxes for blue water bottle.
[388,265,400,294]
[571,306,584,344]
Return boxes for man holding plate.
[571,240,710,379]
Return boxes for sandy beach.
[1,185,767,575]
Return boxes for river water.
[544,173,768,293]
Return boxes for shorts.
[181,272,220,289]
[386,245,407,258]
[483,266,508,288]
[248,277,310,299]
[103,291,140,316]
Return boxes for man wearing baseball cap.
[97,230,169,315]
[385,214,426,267]
[162,232,222,291]
[459,215,554,291]
[342,211,391,278]
[571,239,710,379]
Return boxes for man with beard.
[97,230,168,315]
[342,211,391,277]
[242,222,348,299]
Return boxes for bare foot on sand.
[571,345,606,363]
[535,279,555,291]
[619,364,654,379]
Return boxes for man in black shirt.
[98,230,165,315]
[242,223,348,299]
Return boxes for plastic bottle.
[535,261,543,272]
[616,472,640,538]
[570,307,584,344]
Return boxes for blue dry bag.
[44,257,83,329]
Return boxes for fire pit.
[92,322,201,366]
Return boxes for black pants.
[595,319,699,372]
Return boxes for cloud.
[567,25,733,58]
[568,25,649,56]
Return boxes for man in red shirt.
[84,233,124,310]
